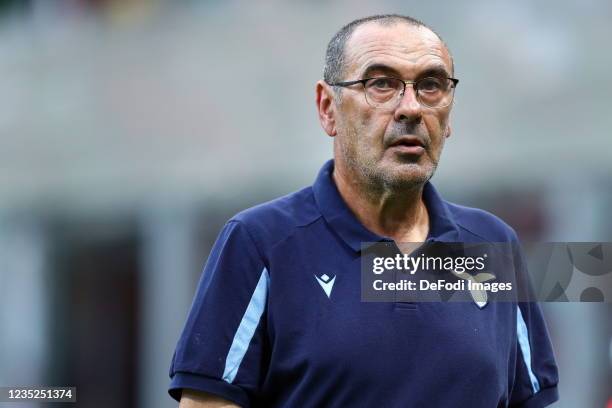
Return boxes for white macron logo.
[315,273,336,298]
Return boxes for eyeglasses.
[327,76,459,109]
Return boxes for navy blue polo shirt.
[169,159,559,408]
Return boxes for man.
[169,14,559,407]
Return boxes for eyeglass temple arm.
[329,78,459,88]
[326,79,366,87]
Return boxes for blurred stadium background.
[0,0,610,407]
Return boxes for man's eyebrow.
[359,63,452,79]
[418,65,452,79]
[360,64,401,79]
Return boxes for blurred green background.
[0,0,610,407]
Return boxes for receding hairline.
[323,15,454,87]
[343,19,454,76]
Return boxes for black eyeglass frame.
[326,76,459,109]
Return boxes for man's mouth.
[388,136,426,155]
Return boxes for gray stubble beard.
[337,125,440,199]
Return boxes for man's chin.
[379,163,434,189]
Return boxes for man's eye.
[369,78,396,90]
[418,77,444,93]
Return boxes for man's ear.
[445,123,452,138]
[315,80,337,137]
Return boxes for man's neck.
[332,165,430,243]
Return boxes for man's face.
[333,22,454,190]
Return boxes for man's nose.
[393,86,422,123]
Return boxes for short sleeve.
[510,243,559,408]
[168,220,269,407]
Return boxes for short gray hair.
[323,14,452,88]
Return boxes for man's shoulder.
[444,200,519,243]
[227,185,321,247]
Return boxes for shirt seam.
[227,220,267,267]
[511,384,559,408]
[456,222,497,243]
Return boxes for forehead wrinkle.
[344,24,452,78]
[347,39,450,79]
[351,49,449,79]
